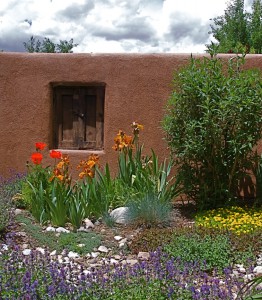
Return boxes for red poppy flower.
[35,142,47,151]
[50,150,62,159]
[31,152,43,165]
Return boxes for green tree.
[23,36,78,53]
[207,0,262,54]
[250,0,262,53]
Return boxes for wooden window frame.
[53,85,104,150]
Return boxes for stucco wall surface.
[0,53,261,179]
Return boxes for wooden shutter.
[53,86,104,150]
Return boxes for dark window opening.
[53,85,104,150]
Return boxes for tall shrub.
[163,55,262,209]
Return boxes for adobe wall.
[0,53,261,179]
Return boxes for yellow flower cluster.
[195,206,262,235]
[77,154,99,179]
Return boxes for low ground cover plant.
[195,206,262,235]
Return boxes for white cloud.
[0,0,229,53]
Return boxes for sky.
[0,0,254,53]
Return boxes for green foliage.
[163,228,256,273]
[57,232,101,255]
[207,0,262,54]
[23,36,78,53]
[46,180,72,227]
[15,214,101,255]
[163,55,262,210]
[237,275,262,300]
[164,231,232,272]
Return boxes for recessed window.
[53,85,105,150]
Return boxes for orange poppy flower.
[35,142,47,151]
[50,150,62,159]
[31,152,43,165]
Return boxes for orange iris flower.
[35,142,47,151]
[50,150,62,159]
[31,152,43,165]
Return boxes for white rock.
[68,251,79,259]
[77,244,85,248]
[63,257,70,264]
[238,267,246,273]
[244,274,254,281]
[137,252,150,260]
[114,236,123,241]
[98,245,109,253]
[125,259,138,266]
[114,255,121,260]
[110,207,130,224]
[46,226,56,232]
[110,258,119,265]
[36,247,45,255]
[50,250,57,256]
[22,249,31,256]
[83,218,95,229]
[119,242,126,248]
[77,226,90,233]
[91,252,100,258]
[119,238,127,244]
[56,227,70,233]
[1,244,8,251]
[14,208,23,215]
[253,266,262,274]
[83,270,91,275]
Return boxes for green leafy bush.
[163,55,262,210]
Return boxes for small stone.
[77,244,85,248]
[119,242,126,248]
[91,252,100,258]
[238,267,246,273]
[14,208,23,215]
[36,247,45,255]
[94,221,100,226]
[98,245,109,253]
[244,274,254,281]
[114,235,123,241]
[22,243,29,249]
[22,249,31,256]
[46,226,56,232]
[119,238,127,244]
[83,218,95,229]
[100,229,106,233]
[50,250,57,256]
[68,251,79,258]
[110,258,119,265]
[137,252,150,260]
[77,227,90,233]
[1,244,8,251]
[253,266,262,274]
[114,255,121,260]
[56,227,70,233]
[125,259,138,266]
